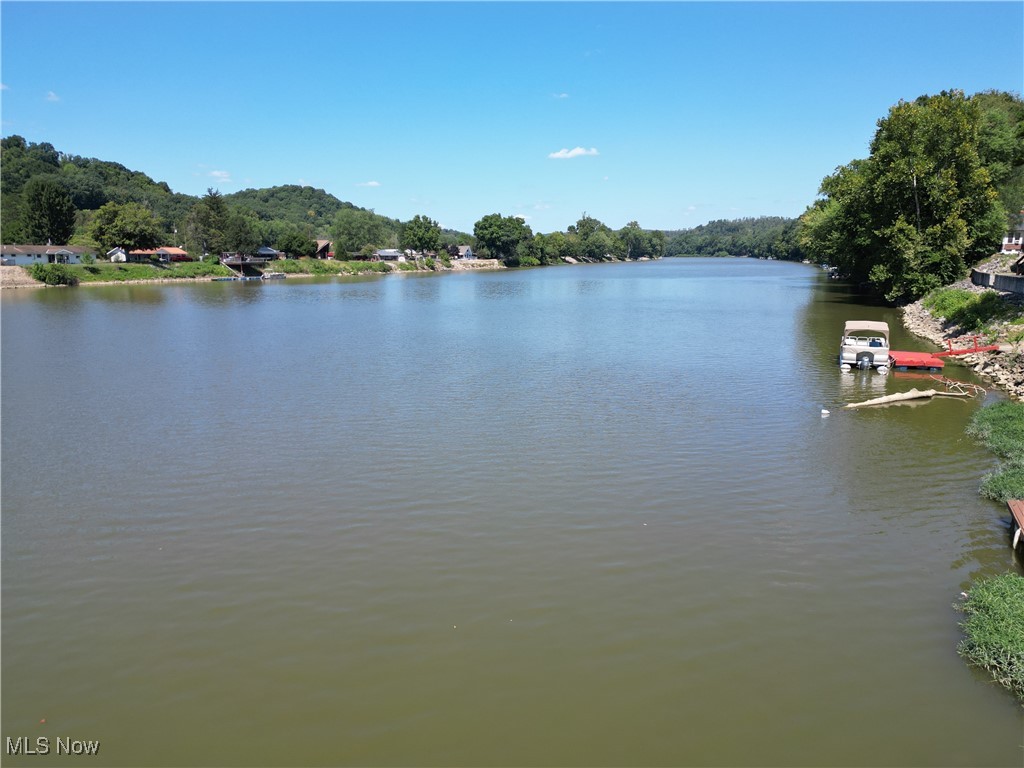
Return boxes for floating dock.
[888,336,1001,371]
[889,350,945,371]
[1010,500,1024,552]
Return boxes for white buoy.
[821,408,830,417]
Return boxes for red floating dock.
[889,350,945,370]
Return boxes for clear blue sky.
[2,1,1021,234]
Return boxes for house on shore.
[373,248,405,262]
[1,244,95,266]
[314,240,332,259]
[1001,210,1024,255]
[457,245,475,260]
[108,247,192,263]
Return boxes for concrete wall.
[971,269,1024,295]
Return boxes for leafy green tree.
[401,214,442,254]
[473,213,533,264]
[224,210,260,254]
[800,90,1009,301]
[21,176,76,244]
[88,201,162,254]
[330,207,389,255]
[276,228,316,258]
[183,189,230,259]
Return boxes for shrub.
[978,464,1024,502]
[957,573,1024,702]
[923,289,1015,332]
[967,401,1024,465]
[30,263,78,286]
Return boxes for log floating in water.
[843,387,972,409]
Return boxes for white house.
[2,244,92,266]
[457,245,475,260]
[1001,209,1024,255]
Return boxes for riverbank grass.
[66,261,235,282]
[966,400,1024,501]
[922,288,1024,342]
[957,573,1024,702]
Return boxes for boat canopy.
[843,320,889,340]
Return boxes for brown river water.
[2,258,1021,766]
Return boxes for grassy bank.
[22,258,406,285]
[268,258,393,275]
[957,573,1024,703]
[64,261,235,282]
[966,400,1024,501]
[922,288,1024,343]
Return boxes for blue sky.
[2,2,1021,234]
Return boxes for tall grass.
[957,573,1024,702]
[923,288,1016,332]
[71,261,233,282]
[967,400,1024,502]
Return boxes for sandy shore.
[0,265,47,289]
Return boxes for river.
[2,258,1021,766]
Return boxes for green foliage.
[274,228,316,258]
[264,258,391,276]
[978,465,1024,503]
[967,400,1024,464]
[183,189,229,259]
[330,207,397,255]
[474,213,534,264]
[665,216,802,260]
[225,185,354,236]
[800,90,1023,302]
[29,262,78,285]
[89,201,163,253]
[923,289,1018,332]
[68,261,233,282]
[401,214,442,255]
[956,573,1024,702]
[967,400,1024,502]
[21,176,76,244]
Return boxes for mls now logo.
[6,735,101,756]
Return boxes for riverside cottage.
[1,244,95,265]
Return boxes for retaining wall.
[971,269,1024,295]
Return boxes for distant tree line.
[664,217,803,260]
[4,88,1021,298]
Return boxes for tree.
[400,214,442,254]
[330,207,389,255]
[275,228,316,258]
[473,213,533,263]
[88,201,162,254]
[21,176,76,244]
[224,210,259,255]
[800,90,1008,302]
[182,189,230,260]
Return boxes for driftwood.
[844,387,972,409]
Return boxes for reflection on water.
[2,259,1021,767]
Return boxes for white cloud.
[552,92,570,99]
[45,91,59,102]
[209,170,232,183]
[357,180,381,187]
[1,84,9,91]
[548,146,599,160]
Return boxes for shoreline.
[1,259,505,290]
[900,280,1024,401]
